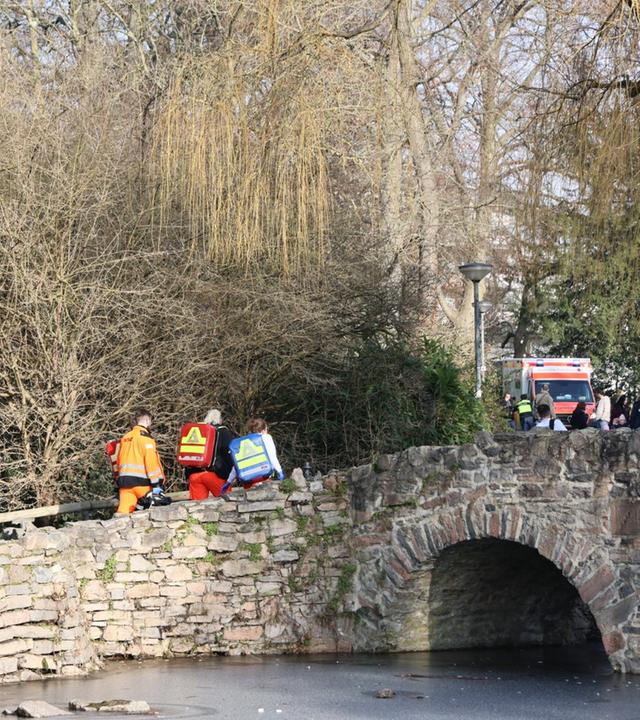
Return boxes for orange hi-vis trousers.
[188,471,230,500]
[117,486,150,514]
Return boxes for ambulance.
[499,358,595,423]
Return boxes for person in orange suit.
[115,408,166,514]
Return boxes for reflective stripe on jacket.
[116,425,165,489]
[515,400,533,415]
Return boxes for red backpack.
[176,423,217,468]
[105,439,120,483]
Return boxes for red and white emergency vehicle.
[499,358,595,422]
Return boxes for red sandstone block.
[451,514,465,544]
[602,631,625,654]
[610,501,640,536]
[408,527,428,563]
[356,535,384,547]
[488,514,500,538]
[537,531,557,561]
[590,586,617,613]
[441,515,457,544]
[454,511,466,542]
[389,557,411,581]
[423,498,445,511]
[579,566,615,604]
[223,625,263,641]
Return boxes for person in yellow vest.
[514,394,535,431]
[115,408,166,514]
[238,417,285,488]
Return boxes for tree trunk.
[393,0,440,326]
[382,25,408,288]
[512,277,537,357]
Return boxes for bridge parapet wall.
[0,475,354,684]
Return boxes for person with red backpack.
[183,409,236,499]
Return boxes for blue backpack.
[229,433,273,483]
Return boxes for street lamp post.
[479,300,492,382]
[458,262,493,399]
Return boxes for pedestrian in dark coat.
[611,394,629,428]
[570,402,589,430]
[629,397,640,429]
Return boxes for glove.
[277,471,285,482]
[152,485,164,496]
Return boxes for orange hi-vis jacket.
[116,425,165,489]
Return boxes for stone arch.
[353,502,636,672]
[426,538,599,651]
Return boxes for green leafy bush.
[276,337,487,471]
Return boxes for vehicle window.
[535,380,594,403]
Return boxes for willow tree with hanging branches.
[151,0,383,277]
[153,63,328,275]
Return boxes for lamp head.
[458,262,493,283]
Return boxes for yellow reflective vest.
[515,400,533,415]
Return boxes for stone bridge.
[348,430,640,673]
[0,429,638,684]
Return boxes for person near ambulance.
[514,394,535,431]
[570,401,589,429]
[589,388,611,431]
[115,408,166,514]
[534,383,555,420]
[534,404,567,431]
[611,393,629,428]
[186,409,235,500]
[502,393,516,430]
